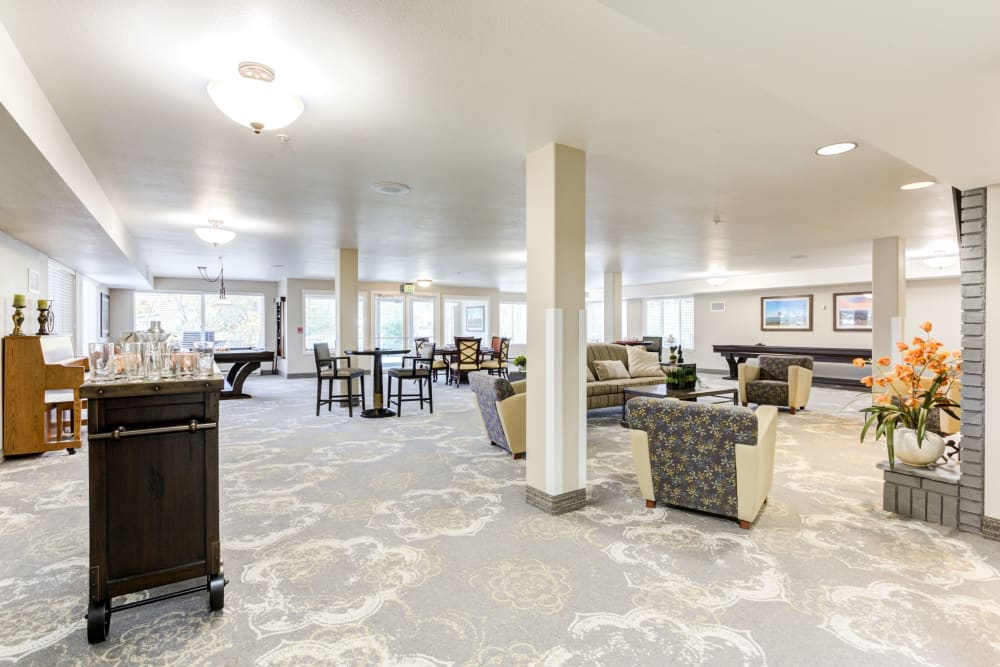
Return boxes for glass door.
[375,295,405,364]
[410,296,436,344]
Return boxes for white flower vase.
[893,427,946,467]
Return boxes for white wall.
[688,278,959,378]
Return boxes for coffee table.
[620,384,738,427]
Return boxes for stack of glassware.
[88,321,214,382]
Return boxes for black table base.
[361,407,396,418]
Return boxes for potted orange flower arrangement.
[855,321,961,470]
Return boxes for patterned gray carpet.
[1,376,999,665]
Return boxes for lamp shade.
[195,227,237,245]
[207,76,303,134]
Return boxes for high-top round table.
[345,348,409,417]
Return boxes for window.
[645,296,695,349]
[303,292,336,351]
[134,292,265,348]
[499,302,527,344]
[47,260,76,337]
[205,294,265,348]
[586,301,604,342]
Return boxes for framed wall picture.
[833,291,873,331]
[100,292,110,338]
[760,295,813,331]
[465,305,485,332]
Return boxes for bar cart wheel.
[87,599,110,644]
[208,574,225,611]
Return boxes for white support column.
[603,272,622,342]
[626,299,644,339]
[336,249,361,395]
[525,143,587,514]
[872,237,906,364]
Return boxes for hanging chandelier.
[197,257,232,305]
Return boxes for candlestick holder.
[36,307,52,336]
[11,305,25,336]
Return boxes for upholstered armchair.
[626,398,778,528]
[739,355,813,414]
[469,371,526,458]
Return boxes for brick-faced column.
[959,188,986,535]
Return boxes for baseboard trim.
[526,486,587,514]
[286,372,314,379]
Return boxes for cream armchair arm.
[738,363,759,406]
[735,406,778,526]
[496,393,527,457]
[787,365,813,412]
[510,379,527,395]
[630,429,655,507]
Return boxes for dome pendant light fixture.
[207,62,304,134]
[194,220,236,246]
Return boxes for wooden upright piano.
[2,335,88,455]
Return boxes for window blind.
[47,260,76,337]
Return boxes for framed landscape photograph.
[833,291,873,331]
[760,295,813,331]
[465,305,485,332]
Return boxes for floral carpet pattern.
[1,376,999,665]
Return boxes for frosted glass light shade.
[207,77,304,134]
[195,227,236,245]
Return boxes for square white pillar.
[603,272,622,342]
[525,143,587,514]
[872,237,905,363]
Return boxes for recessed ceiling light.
[900,181,936,190]
[815,142,858,156]
[194,220,236,246]
[372,181,411,196]
[415,278,433,288]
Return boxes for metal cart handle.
[89,420,217,441]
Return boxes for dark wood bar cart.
[80,375,225,643]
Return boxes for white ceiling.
[0,0,977,291]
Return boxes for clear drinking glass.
[88,342,113,382]
[143,341,162,380]
[124,342,145,382]
[193,341,215,377]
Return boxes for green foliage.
[513,355,527,369]
[664,367,696,387]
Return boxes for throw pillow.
[627,346,664,378]
[586,366,596,382]
[593,359,631,381]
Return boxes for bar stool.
[314,343,367,417]
[387,343,435,416]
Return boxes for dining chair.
[449,337,481,386]
[416,338,448,382]
[314,342,367,417]
[480,337,510,379]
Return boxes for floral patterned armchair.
[626,398,778,528]
[738,354,813,414]
[469,371,526,458]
